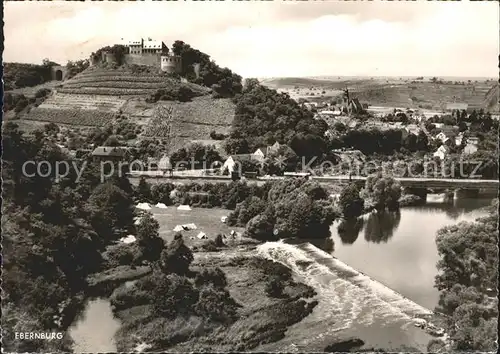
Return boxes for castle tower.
[161,54,182,74]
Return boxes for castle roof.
[143,39,164,49]
[120,38,143,46]
[119,38,165,49]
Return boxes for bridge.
[128,172,498,191]
[311,175,499,190]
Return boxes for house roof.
[228,154,254,161]
[120,38,143,46]
[92,146,126,157]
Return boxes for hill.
[19,67,235,151]
[3,62,56,91]
[262,77,499,111]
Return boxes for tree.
[137,177,152,202]
[245,180,337,240]
[339,183,365,219]
[159,235,194,275]
[152,273,199,318]
[244,211,276,241]
[194,268,227,288]
[194,286,239,323]
[87,182,135,241]
[363,173,402,211]
[228,196,267,227]
[136,213,164,263]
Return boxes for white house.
[433,145,449,160]
[252,148,266,162]
[435,132,450,144]
[222,154,254,173]
[467,136,479,145]
[463,143,478,155]
[455,133,464,146]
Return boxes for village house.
[91,146,127,162]
[223,142,293,173]
[434,125,459,143]
[253,142,294,160]
[463,143,478,155]
[455,132,464,146]
[433,145,449,160]
[467,135,479,145]
[222,154,255,173]
[460,135,479,155]
[158,155,173,173]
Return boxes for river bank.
[111,248,319,352]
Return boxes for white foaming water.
[256,241,433,350]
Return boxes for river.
[256,195,493,352]
[69,298,121,353]
[330,195,493,310]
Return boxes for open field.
[148,206,245,248]
[262,77,499,111]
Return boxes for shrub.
[110,283,152,311]
[159,236,193,275]
[194,268,227,288]
[265,276,285,298]
[152,273,199,318]
[103,243,139,268]
[210,130,226,140]
[194,286,239,323]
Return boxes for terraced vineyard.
[20,67,235,140]
[39,94,126,112]
[23,107,116,127]
[142,96,235,150]
[60,68,210,97]
[22,93,125,126]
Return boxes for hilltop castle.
[92,37,182,74]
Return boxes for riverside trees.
[339,183,365,219]
[363,173,402,211]
[242,178,337,240]
[433,202,498,351]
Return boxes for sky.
[3,0,499,78]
